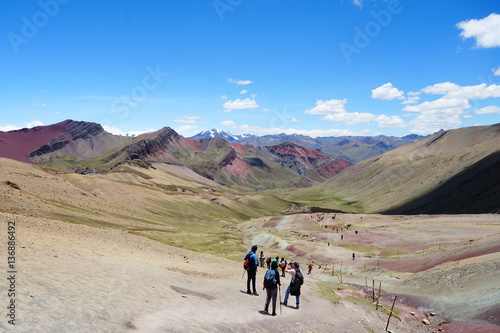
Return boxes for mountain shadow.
[382,151,500,214]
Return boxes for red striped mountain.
[124,128,352,189]
[0,120,131,166]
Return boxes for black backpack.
[294,269,304,286]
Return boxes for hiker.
[259,251,266,268]
[263,261,281,316]
[307,263,313,275]
[281,262,303,309]
[341,235,343,240]
[352,252,355,260]
[266,256,272,269]
[244,245,259,296]
[279,258,287,277]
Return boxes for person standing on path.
[244,245,259,296]
[282,262,303,309]
[259,251,266,268]
[263,260,281,316]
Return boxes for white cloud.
[494,67,500,76]
[290,118,299,123]
[227,78,253,85]
[401,96,420,105]
[457,13,500,48]
[371,83,404,100]
[240,89,248,94]
[376,115,406,127]
[322,112,376,124]
[103,126,154,137]
[174,124,199,137]
[0,121,45,132]
[421,82,500,99]
[304,99,347,115]
[221,94,228,99]
[474,106,500,114]
[223,98,259,112]
[403,98,470,134]
[236,124,360,137]
[173,115,201,124]
[220,120,238,127]
[0,125,21,132]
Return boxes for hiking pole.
[279,285,282,315]
[242,270,246,279]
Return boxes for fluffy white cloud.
[220,120,237,126]
[322,112,376,124]
[223,98,259,112]
[493,67,500,76]
[404,98,470,134]
[227,78,253,85]
[0,121,45,132]
[421,82,460,95]
[240,89,248,94]
[371,83,404,100]
[290,118,299,123]
[237,124,360,137]
[376,115,406,127]
[174,124,199,137]
[457,13,500,48]
[174,115,201,124]
[421,82,500,99]
[103,126,155,137]
[304,99,347,115]
[474,106,500,114]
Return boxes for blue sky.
[1,0,499,138]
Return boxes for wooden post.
[372,279,375,302]
[376,281,382,310]
[385,295,398,331]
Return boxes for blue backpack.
[264,269,278,288]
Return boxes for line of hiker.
[243,245,304,316]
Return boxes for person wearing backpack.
[244,245,260,296]
[281,262,303,309]
[263,260,281,316]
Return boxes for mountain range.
[189,129,427,164]
[1,120,499,213]
[0,120,351,190]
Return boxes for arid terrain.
[0,156,499,332]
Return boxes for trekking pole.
[242,270,246,278]
[279,285,282,315]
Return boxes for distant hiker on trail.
[341,235,343,240]
[352,252,355,260]
[263,260,281,316]
[244,245,259,296]
[259,251,266,268]
[282,262,303,309]
[279,258,287,277]
[307,263,313,275]
[266,256,272,269]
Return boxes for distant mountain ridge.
[189,129,427,164]
[0,120,351,190]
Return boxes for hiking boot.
[272,312,276,316]
[252,292,259,296]
[246,291,251,295]
[280,302,287,306]
[296,306,300,310]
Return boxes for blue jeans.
[283,285,300,307]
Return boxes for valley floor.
[1,212,499,332]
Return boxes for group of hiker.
[244,245,304,316]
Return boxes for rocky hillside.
[285,124,500,214]
[123,129,352,190]
[0,119,132,169]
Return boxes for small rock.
[422,319,431,325]
[430,312,437,316]
[410,312,415,315]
